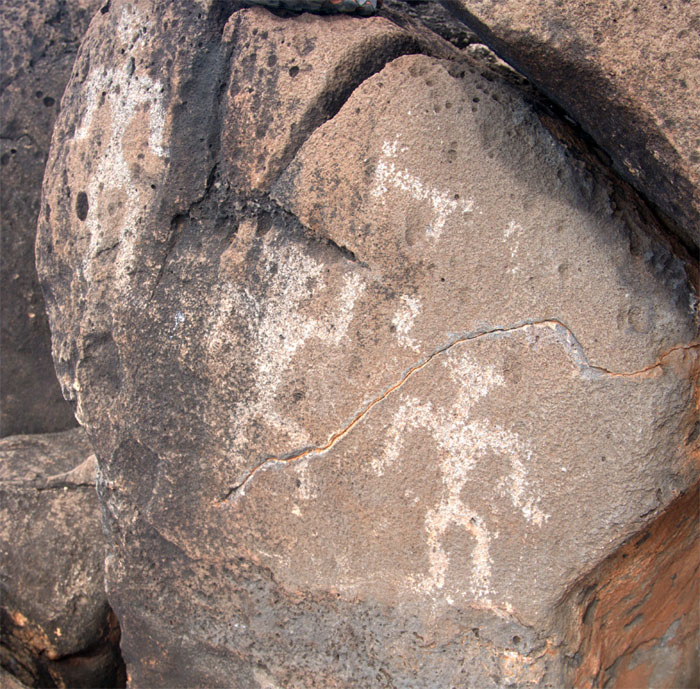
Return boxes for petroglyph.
[391,294,422,351]
[377,350,546,599]
[221,319,699,503]
[206,241,366,467]
[372,139,474,240]
[219,319,697,600]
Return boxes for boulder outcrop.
[0,0,99,436]
[438,0,700,252]
[36,0,698,686]
[0,429,125,688]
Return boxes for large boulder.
[37,1,698,686]
[0,429,125,688]
[0,0,99,436]
[438,0,700,252]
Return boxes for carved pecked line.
[216,318,699,504]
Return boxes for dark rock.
[0,666,30,689]
[0,429,125,688]
[380,0,477,49]
[222,7,422,192]
[36,1,699,686]
[437,0,700,252]
[0,0,100,437]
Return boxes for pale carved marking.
[371,139,474,241]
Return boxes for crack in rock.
[217,319,698,503]
[1,454,98,492]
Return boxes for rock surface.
[36,0,699,686]
[438,0,700,251]
[381,0,477,49]
[0,0,99,436]
[0,666,30,689]
[0,429,125,688]
[559,482,699,689]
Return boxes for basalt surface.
[0,429,125,688]
[0,0,99,436]
[36,1,699,687]
[438,0,700,252]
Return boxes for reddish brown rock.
[0,429,125,688]
[438,0,700,251]
[36,0,698,686]
[560,480,700,689]
[0,0,100,436]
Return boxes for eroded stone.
[559,481,700,689]
[36,1,699,686]
[222,7,420,192]
[438,0,700,250]
[0,0,98,436]
[0,429,124,688]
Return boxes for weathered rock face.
[559,482,699,689]
[36,0,698,686]
[438,0,700,252]
[0,0,99,437]
[382,0,477,49]
[0,666,31,689]
[0,667,27,689]
[0,429,125,688]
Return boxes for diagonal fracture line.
[216,318,699,504]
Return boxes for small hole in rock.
[76,191,89,221]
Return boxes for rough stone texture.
[222,9,421,193]
[559,482,699,689]
[36,1,699,686]
[0,666,30,689]
[0,429,125,688]
[0,0,100,437]
[380,0,477,49]
[438,0,700,252]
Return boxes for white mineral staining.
[391,294,421,351]
[375,348,547,600]
[372,139,473,240]
[76,6,168,297]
